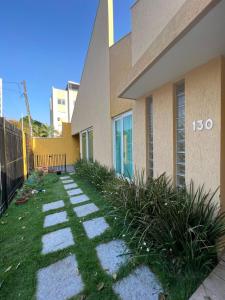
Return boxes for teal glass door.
[123,114,133,177]
[115,119,122,174]
[114,113,133,177]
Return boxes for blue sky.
[0,0,135,124]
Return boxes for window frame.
[112,111,133,177]
[175,82,185,187]
[80,127,93,162]
[58,99,65,105]
[146,96,153,178]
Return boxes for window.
[113,112,133,177]
[81,128,93,162]
[58,99,65,105]
[176,82,185,187]
[147,97,153,178]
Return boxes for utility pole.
[0,78,3,117]
[22,80,33,136]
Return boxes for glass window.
[81,128,93,161]
[115,119,122,174]
[113,112,133,177]
[58,99,65,105]
[88,130,93,162]
[147,97,153,177]
[82,132,87,160]
[176,82,185,187]
[123,114,133,177]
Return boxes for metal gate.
[0,118,24,215]
[34,153,67,173]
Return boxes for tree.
[19,116,58,137]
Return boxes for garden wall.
[32,123,80,168]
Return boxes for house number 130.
[192,119,213,131]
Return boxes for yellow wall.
[32,123,79,165]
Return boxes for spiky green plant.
[74,159,225,282]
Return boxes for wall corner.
[108,0,114,47]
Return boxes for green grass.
[0,173,208,300]
[0,174,143,300]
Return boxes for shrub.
[74,159,225,291]
[75,159,115,191]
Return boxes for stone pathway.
[83,216,109,239]
[42,200,64,212]
[36,174,162,300]
[37,255,83,300]
[43,211,68,228]
[73,203,99,217]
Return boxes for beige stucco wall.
[120,0,217,98]
[185,57,222,206]
[221,56,225,212]
[110,34,134,117]
[71,0,113,167]
[152,83,175,178]
[131,0,186,65]
[133,98,147,174]
[109,33,147,175]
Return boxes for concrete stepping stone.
[70,194,89,205]
[73,203,99,217]
[36,255,84,300]
[113,266,162,300]
[64,183,78,190]
[60,176,70,180]
[42,200,64,212]
[67,188,83,197]
[96,240,130,275]
[62,179,74,184]
[83,217,110,239]
[44,211,68,228]
[42,227,74,254]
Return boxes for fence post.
[22,131,28,179]
[1,118,8,208]
[64,154,67,173]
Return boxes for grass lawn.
[0,174,144,300]
[0,173,203,300]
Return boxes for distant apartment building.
[50,81,79,135]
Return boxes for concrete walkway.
[36,175,162,300]
[189,253,225,300]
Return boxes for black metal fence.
[34,153,67,173]
[0,118,24,215]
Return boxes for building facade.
[71,0,225,212]
[50,81,79,135]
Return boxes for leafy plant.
[75,159,115,191]
[74,159,225,297]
